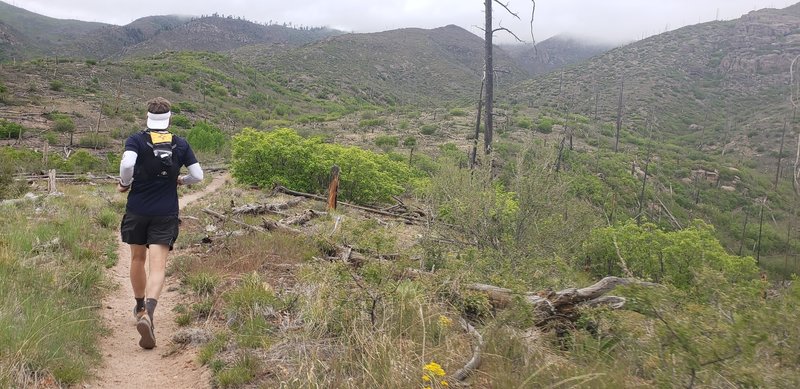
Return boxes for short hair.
[147,97,171,114]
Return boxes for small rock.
[167,286,179,292]
[172,328,213,345]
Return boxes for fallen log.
[202,208,265,233]
[232,197,304,215]
[452,317,484,382]
[469,277,660,322]
[275,186,422,224]
[280,209,327,226]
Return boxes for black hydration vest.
[133,130,180,182]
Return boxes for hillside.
[0,1,342,61]
[233,25,527,105]
[502,34,615,76]
[116,16,342,59]
[0,0,108,60]
[510,4,800,158]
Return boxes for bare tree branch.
[529,0,537,44]
[493,0,520,19]
[492,26,524,42]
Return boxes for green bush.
[232,128,415,204]
[536,117,554,133]
[374,135,399,151]
[420,124,437,135]
[186,123,226,153]
[171,114,193,129]
[449,108,468,117]
[515,116,533,129]
[358,118,387,128]
[78,133,111,148]
[49,80,64,91]
[582,220,759,288]
[0,120,25,139]
[53,117,75,134]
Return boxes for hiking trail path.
[90,173,227,389]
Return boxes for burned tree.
[481,0,535,157]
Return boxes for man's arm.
[118,150,137,192]
[178,163,203,185]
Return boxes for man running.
[117,97,203,349]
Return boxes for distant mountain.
[234,25,528,105]
[0,1,342,60]
[510,3,800,157]
[0,0,108,60]
[70,15,192,59]
[502,35,615,76]
[116,16,342,59]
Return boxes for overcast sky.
[5,0,798,44]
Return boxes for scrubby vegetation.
[0,185,119,386]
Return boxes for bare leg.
[145,244,170,300]
[129,244,147,298]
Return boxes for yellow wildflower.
[424,362,446,377]
[422,375,431,382]
[440,380,449,387]
[437,315,452,328]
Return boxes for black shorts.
[120,212,180,250]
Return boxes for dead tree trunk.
[483,0,494,156]
[739,210,749,256]
[468,276,659,321]
[757,197,766,265]
[328,165,340,211]
[636,160,650,225]
[470,77,485,168]
[775,119,788,189]
[614,77,624,153]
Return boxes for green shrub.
[53,117,75,134]
[359,118,387,128]
[175,101,198,113]
[49,80,64,91]
[515,116,533,129]
[536,117,554,133]
[449,108,468,117]
[420,124,437,135]
[186,123,226,153]
[232,128,415,204]
[374,135,399,151]
[582,220,759,288]
[78,133,111,148]
[171,114,193,129]
[0,120,25,139]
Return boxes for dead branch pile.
[231,197,304,215]
[468,276,659,326]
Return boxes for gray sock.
[145,298,158,325]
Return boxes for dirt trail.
[90,173,227,389]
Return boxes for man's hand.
[177,176,184,186]
[117,182,130,193]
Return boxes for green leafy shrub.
[582,220,759,288]
[171,114,193,129]
[78,133,111,148]
[449,108,468,117]
[359,118,387,128]
[49,80,64,91]
[232,128,415,203]
[374,135,399,151]
[60,150,104,173]
[420,124,437,135]
[186,123,226,153]
[0,120,25,139]
[515,116,533,129]
[536,117,554,133]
